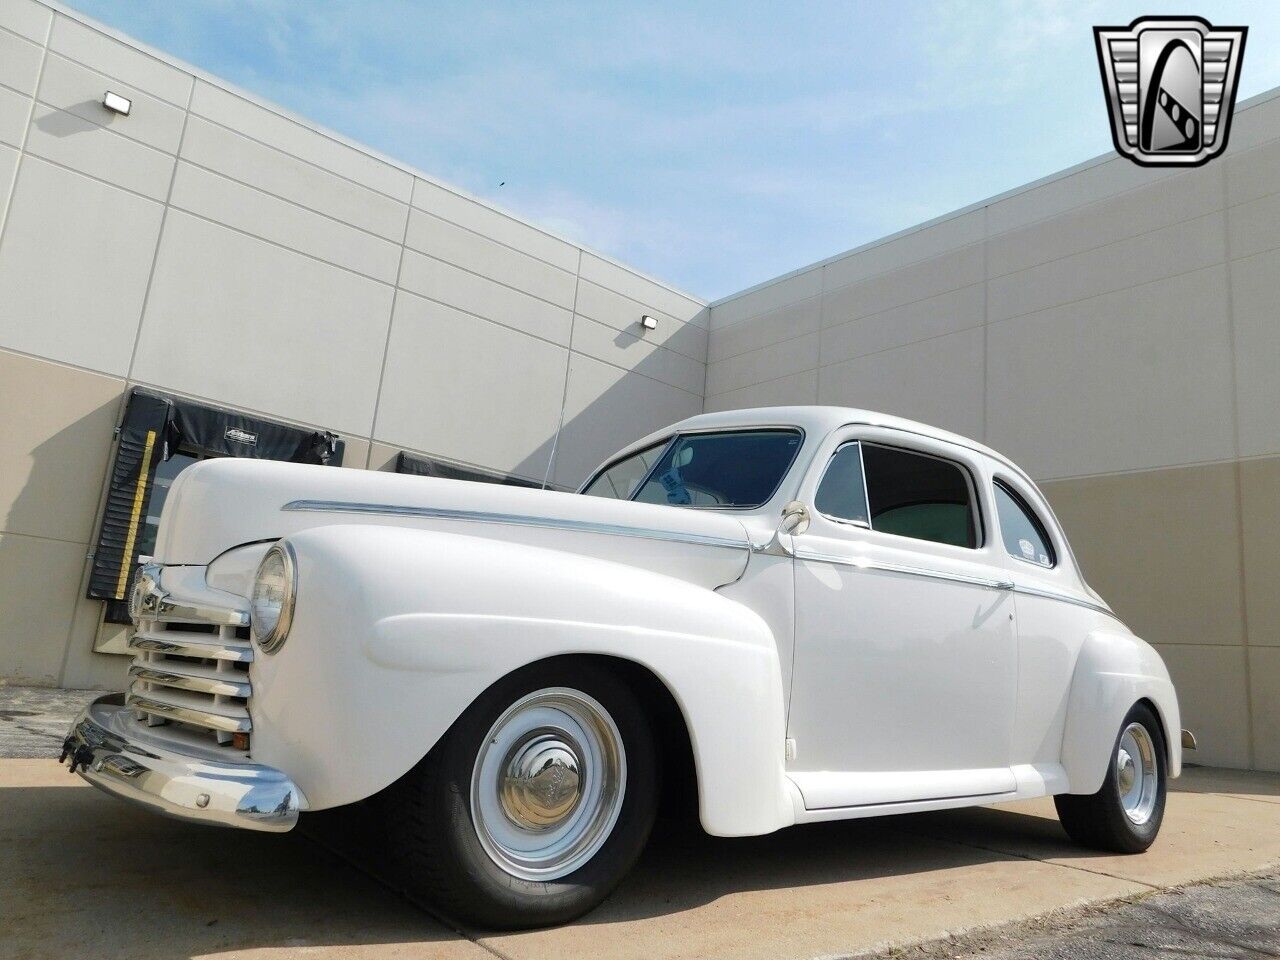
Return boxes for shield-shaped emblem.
[1095,17,1247,167]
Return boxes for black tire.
[385,660,658,930]
[1054,702,1167,853]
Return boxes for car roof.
[614,406,1012,470]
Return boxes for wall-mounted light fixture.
[103,91,132,116]
[640,315,658,331]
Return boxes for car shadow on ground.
[5,769,1274,958]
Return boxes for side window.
[815,442,870,525]
[993,480,1055,568]
[862,443,979,549]
[582,440,668,500]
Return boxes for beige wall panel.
[180,117,408,241]
[711,269,821,330]
[337,436,370,472]
[168,162,402,284]
[37,53,185,153]
[1041,464,1244,648]
[817,327,985,440]
[399,249,572,346]
[1240,456,1280,647]
[60,595,127,691]
[575,280,707,364]
[705,330,818,398]
[25,104,174,200]
[190,81,412,201]
[707,296,818,364]
[1226,132,1280,206]
[1225,93,1280,153]
[0,85,29,148]
[133,211,392,436]
[577,252,704,326]
[0,350,122,542]
[553,352,701,488]
[703,368,817,414]
[0,141,16,208]
[0,156,162,375]
[986,156,1174,237]
[571,316,705,396]
[1225,188,1280,261]
[0,0,51,42]
[988,166,1221,279]
[823,210,985,292]
[0,25,42,94]
[1154,643,1251,768]
[988,211,1223,323]
[1249,647,1280,772]
[822,282,984,365]
[1229,247,1280,458]
[0,531,84,685]
[411,177,578,273]
[48,14,190,106]
[405,209,576,309]
[822,245,984,328]
[986,265,1235,479]
[375,295,567,479]
[367,440,400,472]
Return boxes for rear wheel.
[387,661,657,929]
[1055,703,1167,853]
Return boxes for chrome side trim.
[282,500,750,551]
[1009,582,1116,618]
[61,695,301,832]
[126,693,251,734]
[794,548,1014,591]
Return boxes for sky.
[65,1,1280,301]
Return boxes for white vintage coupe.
[64,406,1185,928]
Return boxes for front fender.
[249,523,792,837]
[1060,628,1182,794]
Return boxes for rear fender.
[1060,628,1182,793]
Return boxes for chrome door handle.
[994,580,1015,590]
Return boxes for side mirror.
[779,500,811,536]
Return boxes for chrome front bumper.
[61,694,304,832]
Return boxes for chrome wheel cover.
[470,687,626,881]
[1116,722,1159,825]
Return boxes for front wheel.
[1055,702,1167,853]
[387,662,657,929]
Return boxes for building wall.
[0,0,706,690]
[705,91,1280,772]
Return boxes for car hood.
[152,458,753,591]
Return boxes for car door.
[785,425,1019,810]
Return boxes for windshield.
[581,429,803,509]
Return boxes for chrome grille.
[127,566,253,748]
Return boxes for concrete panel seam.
[708,294,822,364]
[8,149,164,211]
[165,203,399,289]
[705,364,817,402]
[33,62,182,154]
[981,204,990,444]
[0,528,90,548]
[175,156,408,247]
[985,260,1227,332]
[393,285,571,354]
[407,207,583,289]
[822,272,985,334]
[542,249,584,488]
[366,177,417,445]
[570,347,701,400]
[402,245,579,317]
[0,12,49,260]
[122,79,193,384]
[1034,452,1278,485]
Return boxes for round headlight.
[251,542,296,653]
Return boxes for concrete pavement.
[2,687,1279,959]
